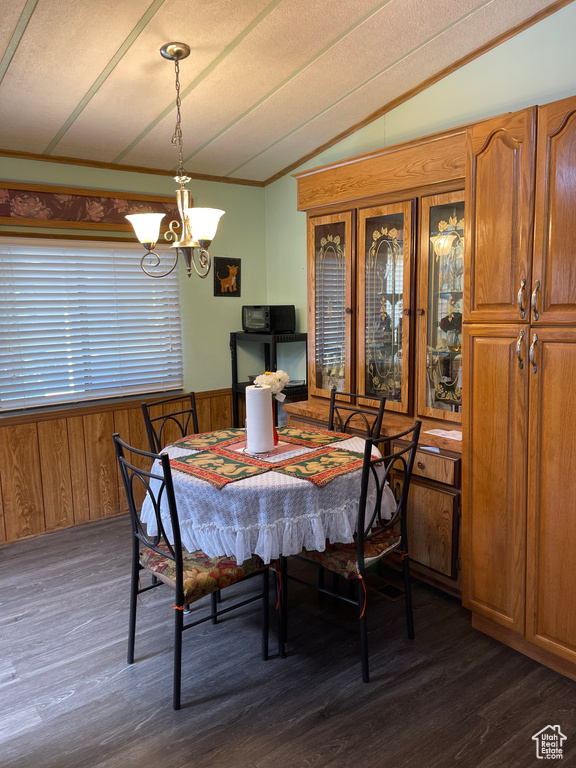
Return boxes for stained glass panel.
[363,212,406,403]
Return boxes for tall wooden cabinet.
[463,95,576,676]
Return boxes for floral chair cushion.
[139,544,266,604]
[301,529,402,580]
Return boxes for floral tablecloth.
[140,426,395,565]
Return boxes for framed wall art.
[213,256,241,297]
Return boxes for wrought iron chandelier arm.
[193,248,211,278]
[140,249,179,278]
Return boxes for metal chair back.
[356,420,422,574]
[328,388,386,438]
[141,392,199,452]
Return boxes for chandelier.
[126,42,224,279]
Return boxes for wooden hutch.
[284,93,576,684]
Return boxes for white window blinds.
[0,240,183,411]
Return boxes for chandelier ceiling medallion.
[126,42,224,279]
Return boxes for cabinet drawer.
[392,440,461,487]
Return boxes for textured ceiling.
[0,0,569,184]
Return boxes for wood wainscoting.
[0,389,233,544]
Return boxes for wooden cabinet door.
[357,201,414,413]
[307,211,355,398]
[462,324,528,632]
[526,328,576,662]
[532,96,576,325]
[465,109,536,324]
[417,191,464,422]
[404,478,460,578]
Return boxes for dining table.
[140,424,396,565]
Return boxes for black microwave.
[242,305,295,333]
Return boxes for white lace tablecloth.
[140,433,396,565]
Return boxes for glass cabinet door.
[357,201,413,413]
[308,211,354,397]
[417,192,464,421]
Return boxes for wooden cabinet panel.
[295,131,466,210]
[67,415,90,524]
[462,325,527,632]
[37,419,74,531]
[465,109,536,323]
[0,423,44,541]
[0,481,5,543]
[197,396,212,433]
[526,329,576,662]
[403,479,459,578]
[113,409,131,514]
[83,412,118,520]
[532,95,576,325]
[127,407,154,509]
[210,394,232,431]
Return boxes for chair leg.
[279,557,287,657]
[358,581,369,683]
[332,572,340,596]
[402,553,415,640]
[211,592,218,625]
[127,557,140,665]
[173,605,184,710]
[262,569,269,661]
[318,566,325,606]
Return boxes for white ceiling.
[0,0,568,184]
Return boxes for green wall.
[265,1,576,380]
[0,157,267,392]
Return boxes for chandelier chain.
[172,58,185,177]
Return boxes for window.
[0,239,183,411]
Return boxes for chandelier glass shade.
[126,42,224,279]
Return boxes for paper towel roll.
[245,384,274,453]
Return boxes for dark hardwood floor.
[2,515,575,768]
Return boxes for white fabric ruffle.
[141,435,395,564]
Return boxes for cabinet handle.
[417,308,424,316]
[345,307,352,315]
[529,333,538,373]
[517,279,526,319]
[403,308,411,316]
[531,280,540,321]
[417,461,425,470]
[516,330,525,369]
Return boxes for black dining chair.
[113,433,271,710]
[328,388,386,439]
[141,391,199,452]
[281,420,422,683]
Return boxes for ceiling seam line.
[112,0,286,165]
[179,0,396,166]
[224,0,497,176]
[0,0,40,86]
[43,0,168,156]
